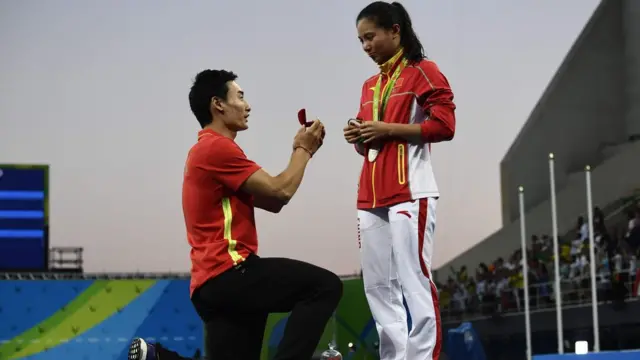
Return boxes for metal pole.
[585,165,600,352]
[332,311,337,346]
[519,186,532,360]
[549,153,564,354]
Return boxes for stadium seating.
[438,193,640,324]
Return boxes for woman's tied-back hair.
[357,1,426,63]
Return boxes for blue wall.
[0,279,203,360]
[534,351,640,360]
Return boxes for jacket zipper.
[371,162,377,208]
[371,72,394,209]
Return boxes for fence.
[441,268,638,323]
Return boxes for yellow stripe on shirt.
[221,197,245,265]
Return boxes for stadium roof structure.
[437,0,640,275]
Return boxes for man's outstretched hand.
[293,119,325,156]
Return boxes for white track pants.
[358,198,441,360]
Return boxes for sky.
[0,0,601,274]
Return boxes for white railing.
[440,268,638,323]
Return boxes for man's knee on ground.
[320,272,343,306]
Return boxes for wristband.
[294,146,313,158]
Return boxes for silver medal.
[368,146,380,162]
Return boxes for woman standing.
[343,2,456,359]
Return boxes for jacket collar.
[379,48,404,75]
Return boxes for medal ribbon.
[372,58,408,123]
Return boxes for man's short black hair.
[189,69,238,128]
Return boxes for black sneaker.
[128,338,200,360]
[128,338,156,360]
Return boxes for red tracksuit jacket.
[355,53,456,209]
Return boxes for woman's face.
[357,18,399,65]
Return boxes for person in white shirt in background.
[577,216,589,242]
[597,251,611,288]
[626,209,637,237]
[612,251,623,279]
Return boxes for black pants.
[188,254,343,360]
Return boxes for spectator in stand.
[625,209,637,237]
[452,282,468,313]
[559,254,572,280]
[449,265,468,284]
[628,250,637,283]
[492,257,509,307]
[475,264,488,303]
[438,202,639,322]
[575,247,590,300]
[509,251,525,311]
[577,216,589,242]
[536,261,551,305]
[561,241,572,264]
[594,206,605,225]
[597,250,611,292]
[594,218,606,248]
[571,247,589,278]
[482,270,498,315]
[439,278,454,314]
[610,242,631,304]
[458,265,468,283]
[625,208,640,254]
[537,235,553,263]
[531,234,540,246]
[570,232,584,260]
[465,276,478,312]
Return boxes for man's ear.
[211,96,224,113]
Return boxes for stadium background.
[0,276,379,360]
[2,0,640,359]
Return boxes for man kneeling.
[128,69,342,360]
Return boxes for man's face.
[357,18,399,65]
[214,81,251,131]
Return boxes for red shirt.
[355,51,456,209]
[182,129,261,297]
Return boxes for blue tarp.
[534,350,640,360]
[446,322,486,360]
